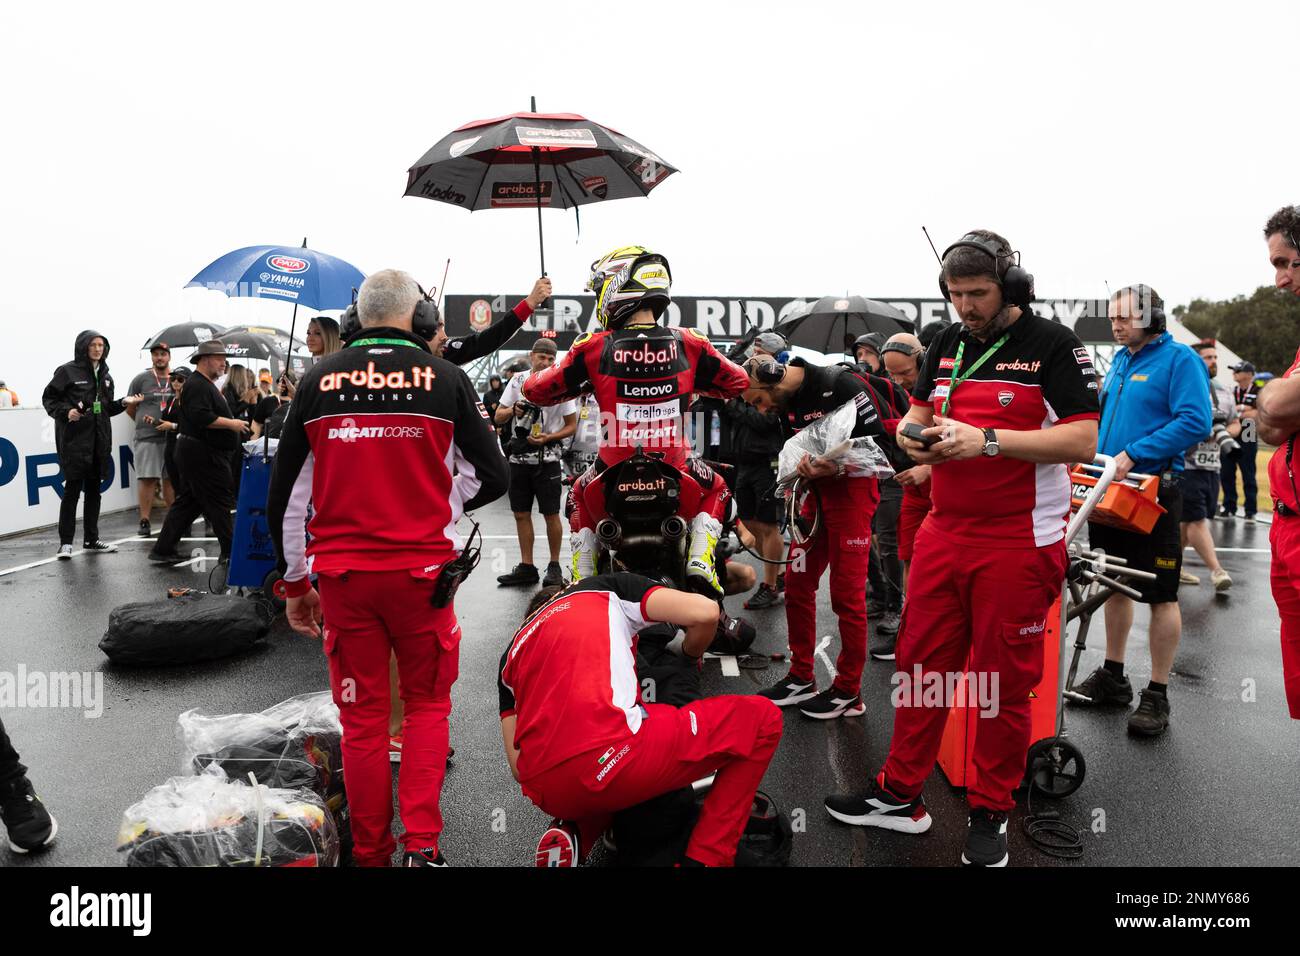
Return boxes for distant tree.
[1178,287,1300,375]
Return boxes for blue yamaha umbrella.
[186,240,365,353]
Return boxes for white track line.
[0,535,222,577]
[815,634,837,680]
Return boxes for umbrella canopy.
[405,111,678,212]
[211,330,282,363]
[186,244,365,312]
[142,321,226,350]
[774,295,913,355]
[223,324,309,357]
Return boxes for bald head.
[882,333,924,392]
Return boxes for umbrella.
[186,240,366,363]
[142,321,227,350]
[211,330,282,364]
[774,295,913,355]
[223,324,309,357]
[404,97,677,277]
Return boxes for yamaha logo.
[267,255,310,274]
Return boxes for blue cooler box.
[228,449,278,591]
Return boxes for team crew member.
[127,343,177,537]
[268,269,509,866]
[1179,342,1237,590]
[875,332,931,661]
[41,330,144,557]
[1221,360,1260,519]
[726,331,789,610]
[432,278,551,365]
[740,354,897,718]
[852,333,885,375]
[498,573,782,867]
[523,247,749,594]
[825,230,1099,867]
[494,338,578,589]
[1256,205,1300,719]
[148,341,251,563]
[1069,286,1211,737]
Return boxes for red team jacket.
[267,326,509,594]
[521,323,749,472]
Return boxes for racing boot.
[570,527,597,582]
[685,514,724,596]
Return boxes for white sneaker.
[56,545,73,560]
[570,528,597,581]
[1179,570,1200,586]
[1211,568,1233,592]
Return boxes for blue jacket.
[1098,332,1212,475]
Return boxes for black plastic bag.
[99,593,272,666]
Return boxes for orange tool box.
[1068,466,1166,534]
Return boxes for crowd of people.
[4,206,1297,869]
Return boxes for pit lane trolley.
[937,454,1163,800]
[222,438,289,609]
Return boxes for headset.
[1118,283,1166,334]
[1287,205,1300,262]
[340,283,442,340]
[938,234,1035,308]
[879,341,925,369]
[748,358,787,385]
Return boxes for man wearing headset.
[739,350,900,718]
[268,269,509,867]
[1256,205,1300,719]
[1069,285,1211,738]
[824,230,1099,867]
[523,246,749,596]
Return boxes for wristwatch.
[981,428,1000,457]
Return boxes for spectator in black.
[156,367,189,494]
[482,374,505,417]
[1221,361,1260,520]
[148,341,250,563]
[0,716,58,854]
[851,333,886,375]
[41,330,143,558]
[727,331,788,610]
[252,370,298,441]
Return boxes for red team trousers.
[784,476,879,694]
[317,569,460,866]
[1269,517,1300,719]
[882,522,1068,811]
[519,696,782,866]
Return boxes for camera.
[1210,410,1240,456]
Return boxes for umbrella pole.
[530,96,547,284]
[286,302,300,367]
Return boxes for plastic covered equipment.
[99,593,273,666]
[776,398,895,488]
[177,692,349,856]
[117,765,338,867]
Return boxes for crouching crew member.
[269,269,509,867]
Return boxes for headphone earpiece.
[753,360,786,385]
[340,284,442,341]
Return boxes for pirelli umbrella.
[774,295,914,356]
[404,97,678,277]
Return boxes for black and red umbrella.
[774,295,913,356]
[405,98,677,275]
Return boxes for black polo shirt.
[912,310,1099,549]
[178,372,238,452]
[783,359,889,440]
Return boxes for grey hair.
[357,269,421,327]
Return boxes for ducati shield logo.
[998,390,1014,407]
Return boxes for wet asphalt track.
[1,502,1296,868]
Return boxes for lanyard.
[346,337,423,350]
[939,332,1009,417]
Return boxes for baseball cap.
[259,369,273,383]
[530,337,558,356]
[1231,361,1256,373]
[169,367,191,381]
[150,342,171,353]
[752,331,789,356]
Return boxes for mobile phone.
[900,422,938,448]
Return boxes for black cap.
[169,366,191,381]
[1231,361,1256,374]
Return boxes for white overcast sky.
[0,0,1293,402]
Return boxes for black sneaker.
[962,809,1009,867]
[82,540,117,553]
[1,776,58,854]
[1127,688,1171,737]
[756,673,818,707]
[876,610,900,636]
[1068,666,1133,706]
[825,774,932,834]
[497,563,540,587]
[147,549,183,564]
[1219,508,1236,519]
[799,687,866,720]
[535,819,580,867]
[403,846,449,867]
[870,629,897,661]
[744,583,781,610]
[138,519,151,537]
[541,562,565,588]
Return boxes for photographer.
[268,269,508,866]
[1256,204,1300,719]
[1069,285,1211,737]
[1221,361,1260,520]
[495,338,577,589]
[1179,342,1237,590]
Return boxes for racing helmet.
[586,245,672,330]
